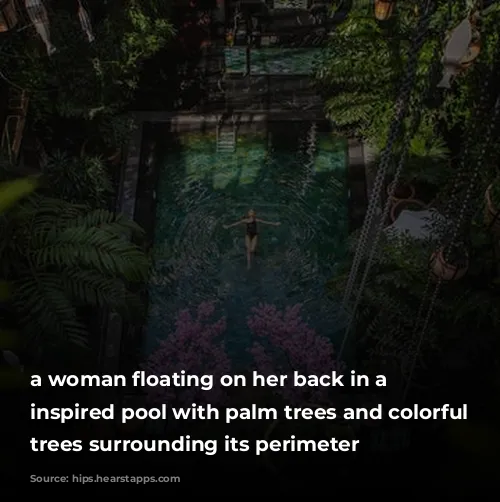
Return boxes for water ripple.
[147,133,348,349]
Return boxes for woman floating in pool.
[223,209,280,269]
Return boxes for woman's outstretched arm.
[256,219,280,226]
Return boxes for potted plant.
[430,242,469,281]
[374,0,396,21]
[389,198,426,223]
[382,122,450,209]
[485,179,500,236]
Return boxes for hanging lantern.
[374,0,395,21]
[77,0,95,43]
[24,0,56,56]
[430,245,469,281]
[0,0,18,32]
[485,183,500,237]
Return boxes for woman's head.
[248,209,256,218]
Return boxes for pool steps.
[216,127,237,153]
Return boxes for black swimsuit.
[246,219,257,238]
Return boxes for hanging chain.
[409,28,500,341]
[403,68,500,400]
[406,0,458,339]
[382,13,454,340]
[338,3,436,360]
[342,1,439,311]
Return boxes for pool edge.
[102,112,369,376]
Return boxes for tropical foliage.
[0,0,174,122]
[319,1,500,188]
[0,143,149,354]
[1,191,149,348]
[329,229,500,378]
[320,1,500,387]
[42,151,113,206]
[0,1,168,370]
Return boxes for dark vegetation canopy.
[0,0,499,490]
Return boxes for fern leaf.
[61,268,144,319]
[33,227,149,281]
[14,274,89,346]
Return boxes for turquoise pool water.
[145,122,348,363]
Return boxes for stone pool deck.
[100,111,374,373]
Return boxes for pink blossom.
[247,303,340,405]
[143,301,231,406]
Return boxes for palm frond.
[3,194,150,347]
[32,226,148,282]
[72,210,145,236]
[42,151,113,206]
[61,268,145,319]
[14,274,88,346]
[325,92,378,128]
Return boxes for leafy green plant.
[2,195,149,348]
[316,0,460,190]
[42,151,112,206]
[331,220,500,378]
[0,1,174,121]
[0,176,38,384]
[0,175,38,326]
[373,117,451,187]
[98,115,137,152]
[317,1,443,137]
[322,0,500,399]
[0,161,148,349]
[329,233,438,369]
[0,177,39,214]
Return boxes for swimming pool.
[144,120,349,365]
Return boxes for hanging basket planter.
[387,181,415,202]
[485,184,500,237]
[390,198,426,223]
[374,0,395,21]
[430,245,469,281]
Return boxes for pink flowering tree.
[143,301,231,406]
[247,303,341,406]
